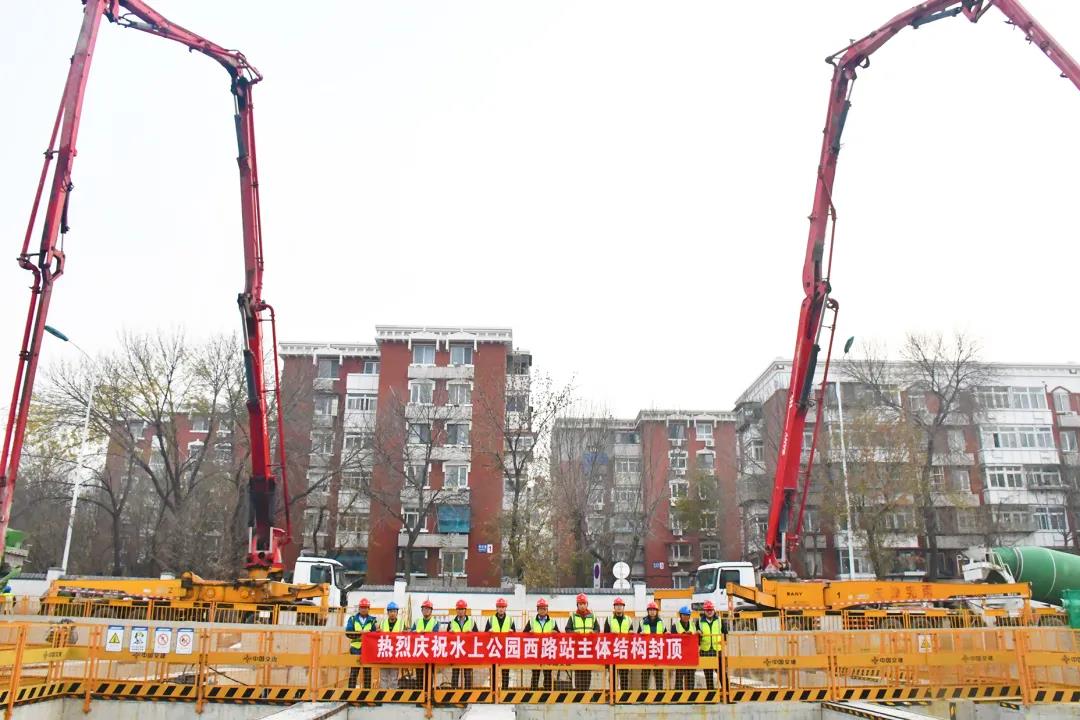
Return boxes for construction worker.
[638,601,665,690]
[412,599,438,689]
[486,598,515,689]
[527,598,557,690]
[604,597,633,690]
[698,600,723,690]
[672,607,696,690]
[1,585,13,615]
[345,598,377,688]
[564,593,597,690]
[449,599,475,689]
[378,601,406,689]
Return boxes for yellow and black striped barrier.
[727,688,828,702]
[315,688,425,703]
[499,689,606,703]
[92,681,197,701]
[837,685,1020,702]
[432,689,495,704]
[615,689,721,703]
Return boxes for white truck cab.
[290,556,350,607]
[691,561,757,612]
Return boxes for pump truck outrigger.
[697,0,1080,614]
[0,0,347,609]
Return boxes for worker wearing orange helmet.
[449,599,475,689]
[526,598,556,690]
[345,598,376,688]
[485,598,515,689]
[565,593,597,690]
[697,600,724,690]
[605,597,632,690]
[411,599,438,690]
[638,600,665,690]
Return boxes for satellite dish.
[613,562,630,580]
[613,579,631,590]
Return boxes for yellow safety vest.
[569,614,596,632]
[699,616,722,652]
[489,614,513,632]
[640,617,665,634]
[413,616,438,632]
[530,616,556,633]
[449,617,475,632]
[346,614,376,651]
[608,615,632,633]
[673,620,694,634]
[379,617,406,632]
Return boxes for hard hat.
[358,598,371,609]
[679,606,691,616]
[421,599,433,610]
[455,599,468,610]
[613,597,625,606]
[387,601,399,611]
[575,593,588,603]
[647,601,658,611]
[536,598,548,607]
[496,598,508,608]
[702,600,716,612]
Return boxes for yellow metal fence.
[1,620,1078,715]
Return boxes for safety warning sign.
[154,627,173,654]
[918,634,933,653]
[129,626,148,653]
[176,628,195,655]
[105,625,124,653]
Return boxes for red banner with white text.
[360,632,699,666]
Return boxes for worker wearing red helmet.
[411,599,438,690]
[485,598,515,689]
[449,599,475,689]
[565,593,597,690]
[345,598,376,688]
[697,600,724,690]
[526,598,556,690]
[638,601,666,690]
[605,597,633,690]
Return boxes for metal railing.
[0,619,1078,716]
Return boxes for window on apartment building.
[412,344,436,365]
[669,479,689,499]
[1011,387,1048,410]
[1018,426,1055,449]
[438,504,471,533]
[697,451,715,472]
[1028,466,1064,488]
[1062,431,1078,453]
[444,464,469,490]
[343,433,373,453]
[884,508,917,532]
[669,543,691,562]
[700,542,721,563]
[695,422,713,441]
[1034,506,1068,532]
[612,546,633,563]
[409,380,434,404]
[191,416,209,433]
[506,393,527,413]
[985,465,1024,489]
[448,383,472,405]
[803,507,819,533]
[341,470,370,491]
[977,386,1010,409]
[700,511,718,532]
[1054,389,1073,413]
[338,512,369,537]
[908,391,928,414]
[748,439,764,463]
[929,467,946,492]
[614,489,639,509]
[668,423,686,440]
[612,515,634,533]
[698,477,718,499]
[951,469,971,493]
[362,360,380,375]
[317,358,340,379]
[587,515,606,535]
[669,453,687,471]
[407,464,430,487]
[402,508,422,532]
[615,431,640,444]
[314,395,338,416]
[310,432,333,455]
[440,549,467,578]
[445,423,470,446]
[615,458,641,474]
[672,574,691,590]
[408,423,431,445]
[214,443,232,464]
[948,429,966,453]
[801,550,824,578]
[981,426,1055,450]
[398,549,428,576]
[991,508,1029,531]
[957,509,981,534]
[303,507,328,540]
[801,428,815,460]
[346,393,377,412]
[839,553,872,577]
[752,515,768,541]
[450,345,473,366]
[128,420,146,438]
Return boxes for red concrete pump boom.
[0,0,292,576]
[764,0,1080,571]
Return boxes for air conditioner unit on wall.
[704,438,714,448]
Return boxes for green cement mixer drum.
[992,546,1080,606]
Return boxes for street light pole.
[44,326,96,576]
[836,336,856,579]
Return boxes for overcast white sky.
[2,1,1079,418]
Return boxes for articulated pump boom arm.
[0,0,291,574]
[764,0,1080,571]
